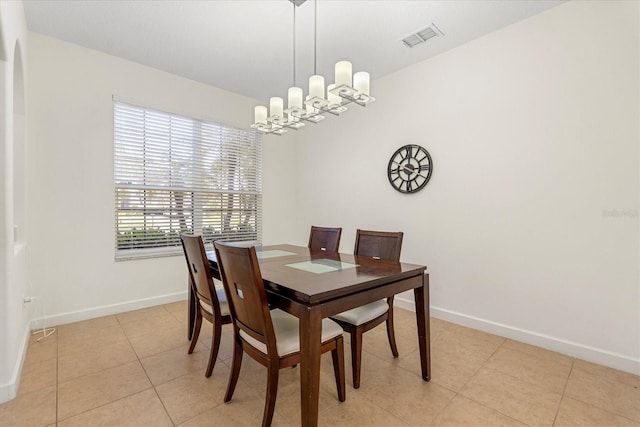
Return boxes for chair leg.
[224,335,244,403]
[205,318,223,377]
[262,362,279,427]
[188,310,202,354]
[350,330,363,389]
[386,302,399,358]
[331,336,346,402]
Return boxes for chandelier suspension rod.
[293,2,296,86]
[314,0,317,75]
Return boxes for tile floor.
[1,302,639,426]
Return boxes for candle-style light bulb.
[335,61,352,87]
[309,75,325,100]
[354,71,370,95]
[288,87,303,109]
[254,106,267,124]
[269,97,283,118]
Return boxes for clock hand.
[405,146,412,160]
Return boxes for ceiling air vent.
[402,23,444,48]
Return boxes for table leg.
[188,275,196,340]
[414,273,431,381]
[299,305,322,427]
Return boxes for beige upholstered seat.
[331,299,389,326]
[199,288,230,317]
[240,309,343,357]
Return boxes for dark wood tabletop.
[206,244,425,304]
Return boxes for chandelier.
[251,0,375,135]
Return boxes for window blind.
[114,101,262,260]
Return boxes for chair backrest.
[213,241,277,355]
[308,226,342,252]
[354,229,403,261]
[181,234,223,311]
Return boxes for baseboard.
[394,296,640,376]
[31,291,188,329]
[0,324,31,404]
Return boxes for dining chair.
[330,229,403,389]
[308,225,342,252]
[214,241,346,427]
[180,234,232,377]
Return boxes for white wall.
[26,32,298,325]
[0,0,31,403]
[15,0,640,398]
[294,0,640,374]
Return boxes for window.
[114,101,262,260]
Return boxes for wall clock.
[387,144,433,194]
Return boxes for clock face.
[387,144,433,194]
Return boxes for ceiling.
[23,0,564,103]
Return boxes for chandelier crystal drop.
[251,0,375,135]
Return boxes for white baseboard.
[0,324,31,404]
[31,291,188,329]
[394,296,640,376]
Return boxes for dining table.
[187,243,430,427]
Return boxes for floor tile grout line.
[453,336,507,395]
[554,365,640,425]
[551,358,575,426]
[459,365,555,426]
[54,322,150,423]
[134,339,175,426]
[500,340,576,369]
[482,338,581,395]
[455,393,530,426]
[426,389,458,425]
[55,385,157,424]
[558,377,640,424]
[151,385,176,426]
[552,394,566,427]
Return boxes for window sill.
[115,246,183,261]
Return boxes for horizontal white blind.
[114,102,262,260]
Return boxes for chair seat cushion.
[240,309,343,357]
[199,288,230,316]
[331,299,389,326]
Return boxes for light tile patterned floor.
[1,302,639,426]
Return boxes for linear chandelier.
[251,0,375,135]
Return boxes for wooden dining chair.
[214,241,346,427]
[180,234,232,377]
[308,225,342,252]
[330,229,403,389]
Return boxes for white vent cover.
[402,24,443,48]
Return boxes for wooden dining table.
[187,244,430,427]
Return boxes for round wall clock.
[387,144,433,194]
